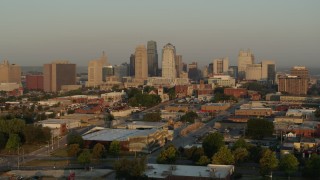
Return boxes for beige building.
[291,66,309,80]
[238,49,254,79]
[134,45,148,80]
[86,52,107,87]
[261,60,276,81]
[162,43,177,79]
[43,61,76,92]
[245,64,262,80]
[0,60,21,83]
[213,57,229,74]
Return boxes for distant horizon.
[1,1,319,67]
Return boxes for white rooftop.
[145,164,234,179]
[38,118,80,124]
[82,128,158,142]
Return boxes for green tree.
[77,149,91,165]
[280,154,299,177]
[212,146,235,165]
[259,149,278,176]
[157,145,178,164]
[180,111,199,123]
[197,155,211,166]
[109,141,120,157]
[0,132,8,149]
[232,138,249,150]
[303,154,320,178]
[5,133,21,151]
[233,148,249,164]
[247,118,274,139]
[23,125,51,144]
[114,158,146,179]
[67,144,80,157]
[202,132,224,157]
[67,131,84,148]
[92,143,105,159]
[143,112,162,122]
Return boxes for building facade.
[213,57,229,74]
[175,55,183,78]
[0,60,21,84]
[134,45,148,80]
[278,75,308,95]
[86,52,107,87]
[129,54,135,76]
[26,74,44,90]
[162,43,176,79]
[43,61,76,92]
[238,49,254,80]
[147,40,158,77]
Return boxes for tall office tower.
[43,61,76,92]
[114,63,129,80]
[182,63,188,72]
[87,52,107,87]
[188,62,201,82]
[147,41,158,77]
[213,57,229,74]
[290,66,309,80]
[175,55,183,78]
[202,66,209,78]
[134,45,148,80]
[0,60,21,83]
[278,75,308,95]
[208,63,213,76]
[102,65,114,81]
[129,54,135,76]
[238,49,254,80]
[261,61,276,83]
[228,66,238,79]
[245,64,262,80]
[161,43,177,79]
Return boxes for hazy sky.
[0,0,319,68]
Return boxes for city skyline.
[0,1,319,68]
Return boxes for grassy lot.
[0,143,45,155]
[22,159,70,167]
[51,148,68,157]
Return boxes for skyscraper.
[114,63,129,80]
[162,43,176,79]
[87,52,107,87]
[290,66,309,80]
[129,54,135,77]
[213,57,229,74]
[134,45,148,80]
[228,66,238,80]
[278,75,308,95]
[175,55,183,78]
[147,41,158,77]
[261,61,276,83]
[43,61,76,92]
[0,60,21,83]
[238,49,254,80]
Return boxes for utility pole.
[17,144,20,170]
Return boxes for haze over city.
[0,0,319,67]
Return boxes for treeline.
[127,88,161,108]
[0,118,51,151]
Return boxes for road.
[147,99,247,163]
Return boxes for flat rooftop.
[82,128,158,142]
[145,164,234,179]
[38,119,80,124]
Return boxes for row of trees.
[0,118,51,151]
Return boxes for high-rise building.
[0,60,21,83]
[188,62,201,82]
[228,66,238,80]
[278,75,308,95]
[162,43,176,79]
[208,63,213,76]
[129,54,135,76]
[175,55,183,78]
[213,57,229,74]
[245,64,262,80]
[182,63,188,72]
[114,63,129,80]
[26,74,44,90]
[290,66,309,80]
[261,61,276,83]
[147,41,158,77]
[238,49,254,80]
[86,52,107,87]
[134,45,148,80]
[102,65,114,81]
[43,61,76,92]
